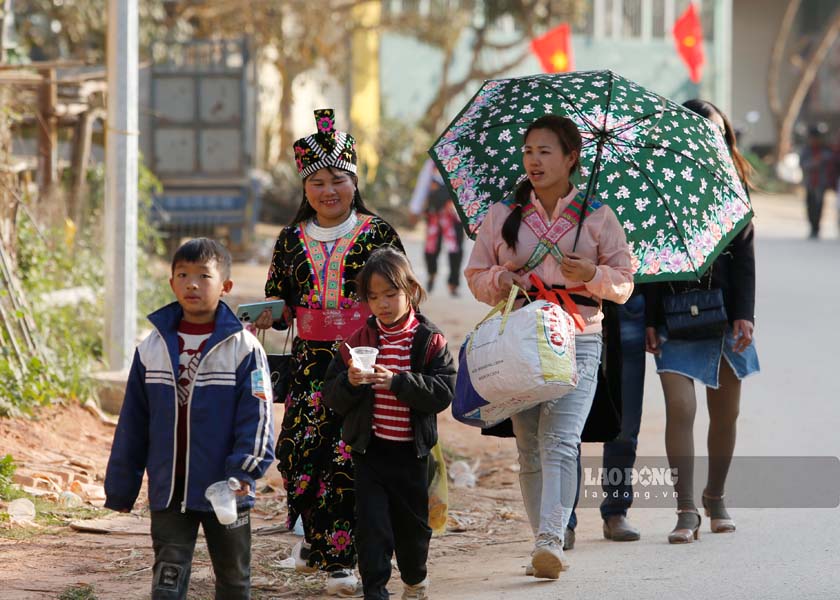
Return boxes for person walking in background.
[105,238,275,600]
[325,248,456,600]
[565,291,646,548]
[799,125,833,239]
[645,99,760,544]
[465,115,633,579]
[254,109,404,597]
[409,158,465,296]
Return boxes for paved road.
[233,192,840,599]
[407,192,840,600]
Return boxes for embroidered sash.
[520,193,602,273]
[295,306,372,341]
[301,214,373,309]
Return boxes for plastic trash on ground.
[7,498,37,524]
[448,459,478,489]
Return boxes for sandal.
[702,492,736,533]
[668,509,701,544]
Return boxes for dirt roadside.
[0,400,527,599]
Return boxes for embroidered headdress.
[293,108,357,178]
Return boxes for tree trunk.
[277,62,297,165]
[418,46,531,136]
[767,0,801,125]
[775,7,840,163]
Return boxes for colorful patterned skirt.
[275,337,356,571]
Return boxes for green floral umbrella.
[429,70,753,282]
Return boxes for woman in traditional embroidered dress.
[645,99,759,544]
[409,158,465,296]
[255,109,404,597]
[465,115,633,580]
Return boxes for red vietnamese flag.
[530,23,574,73]
[673,2,705,83]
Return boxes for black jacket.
[323,313,456,457]
[645,221,756,327]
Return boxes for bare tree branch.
[774,6,840,162]
[767,0,801,124]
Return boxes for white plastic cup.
[205,481,238,525]
[349,346,378,373]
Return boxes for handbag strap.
[669,262,714,295]
[282,318,295,353]
[256,316,295,352]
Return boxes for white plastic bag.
[466,286,578,422]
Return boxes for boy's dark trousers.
[354,437,431,600]
[150,483,251,600]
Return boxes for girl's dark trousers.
[353,436,431,600]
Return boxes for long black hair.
[290,166,376,225]
[682,99,752,188]
[501,115,582,250]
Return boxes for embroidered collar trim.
[305,211,358,242]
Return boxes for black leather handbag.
[663,287,728,340]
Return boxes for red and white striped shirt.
[372,309,419,442]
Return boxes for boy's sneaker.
[530,536,569,580]
[402,577,430,600]
[326,570,363,597]
[291,540,317,573]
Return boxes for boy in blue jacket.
[105,238,275,600]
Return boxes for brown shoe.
[563,526,575,550]
[668,510,701,544]
[602,515,641,541]
[702,493,736,533]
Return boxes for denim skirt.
[654,326,760,388]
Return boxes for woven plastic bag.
[452,338,495,427]
[465,286,578,422]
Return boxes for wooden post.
[37,67,58,199]
[69,109,96,226]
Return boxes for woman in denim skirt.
[645,99,760,544]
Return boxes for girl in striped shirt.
[325,248,456,600]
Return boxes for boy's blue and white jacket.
[105,301,275,513]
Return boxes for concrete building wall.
[730,0,792,150]
[380,31,718,131]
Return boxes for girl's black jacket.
[324,313,456,457]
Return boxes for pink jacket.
[465,187,634,335]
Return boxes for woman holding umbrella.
[255,109,404,596]
[465,114,634,579]
[645,99,760,544]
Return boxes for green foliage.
[0,454,16,499]
[1,157,168,416]
[58,584,98,600]
[0,355,55,417]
